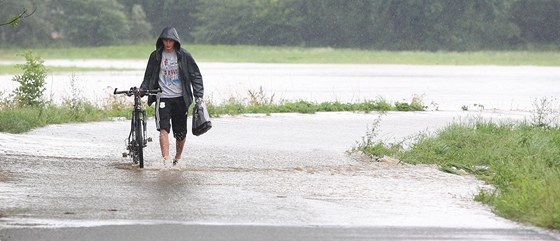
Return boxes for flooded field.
[1,62,559,239]
[1,61,560,111]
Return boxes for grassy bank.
[207,98,424,116]
[0,103,109,133]
[0,97,424,134]
[0,66,134,75]
[1,44,559,66]
[352,118,560,229]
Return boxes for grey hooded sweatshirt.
[140,27,204,112]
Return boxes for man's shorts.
[155,96,188,140]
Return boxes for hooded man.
[140,26,204,167]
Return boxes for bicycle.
[113,87,161,168]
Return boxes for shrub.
[12,50,47,107]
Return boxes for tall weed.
[349,114,403,159]
[531,97,560,128]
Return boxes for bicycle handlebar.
[113,87,161,96]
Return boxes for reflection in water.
[155,171,189,203]
[112,163,202,211]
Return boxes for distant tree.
[296,0,381,48]
[374,0,518,51]
[192,0,252,44]
[1,0,558,50]
[192,0,521,50]
[128,4,152,41]
[455,0,520,50]
[295,0,341,47]
[119,0,200,42]
[245,0,304,45]
[53,0,130,46]
[194,0,304,45]
[511,0,560,45]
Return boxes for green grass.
[0,97,424,134]
[0,104,109,133]
[0,45,152,60]
[0,66,135,75]
[1,44,559,66]
[353,119,560,229]
[0,65,20,75]
[1,44,557,74]
[206,99,419,116]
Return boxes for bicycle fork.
[122,110,152,158]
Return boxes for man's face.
[163,38,175,51]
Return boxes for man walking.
[140,26,204,166]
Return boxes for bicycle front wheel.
[134,112,145,168]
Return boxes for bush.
[12,50,47,107]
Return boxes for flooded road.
[0,62,559,240]
[1,112,559,240]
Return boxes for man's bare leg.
[174,138,186,164]
[160,130,170,163]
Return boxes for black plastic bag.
[192,99,212,136]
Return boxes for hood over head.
[156,27,181,50]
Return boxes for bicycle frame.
[127,94,147,166]
[114,87,160,168]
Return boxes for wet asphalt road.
[1,63,560,240]
[2,224,558,241]
[1,111,559,240]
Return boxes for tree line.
[1,0,558,51]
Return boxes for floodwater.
[0,61,559,239]
[0,111,532,227]
[1,61,560,111]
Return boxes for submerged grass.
[352,119,560,229]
